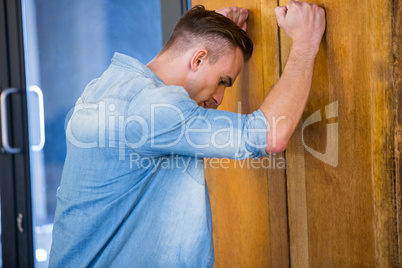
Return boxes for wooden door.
[192,0,402,267]
[191,0,289,267]
[282,0,402,266]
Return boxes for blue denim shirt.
[49,52,268,267]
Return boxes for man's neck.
[146,52,188,87]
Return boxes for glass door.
[1,0,188,266]
[19,0,189,266]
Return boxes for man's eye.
[219,80,225,86]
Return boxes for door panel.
[193,0,401,267]
[192,1,289,267]
[281,0,401,266]
[0,0,35,266]
[395,0,402,262]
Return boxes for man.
[49,1,325,267]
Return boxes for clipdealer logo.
[65,98,339,167]
[301,101,339,167]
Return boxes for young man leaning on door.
[49,1,325,266]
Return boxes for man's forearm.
[261,1,325,153]
[260,43,318,153]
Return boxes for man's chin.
[199,101,218,109]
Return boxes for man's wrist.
[290,40,320,60]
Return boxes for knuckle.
[299,1,309,7]
[318,8,325,15]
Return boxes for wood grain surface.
[393,0,402,265]
[280,0,401,266]
[191,0,289,267]
[191,0,401,267]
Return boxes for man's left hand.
[215,6,248,31]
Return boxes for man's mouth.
[202,100,218,109]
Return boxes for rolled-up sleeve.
[126,86,268,159]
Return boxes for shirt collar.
[111,52,164,84]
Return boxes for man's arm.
[262,0,326,153]
[217,1,326,153]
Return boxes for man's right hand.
[274,0,326,54]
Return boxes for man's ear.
[190,49,208,72]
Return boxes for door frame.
[0,0,34,266]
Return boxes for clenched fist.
[215,6,248,31]
[275,0,325,53]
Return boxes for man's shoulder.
[130,84,196,114]
[108,53,190,99]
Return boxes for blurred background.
[1,0,189,267]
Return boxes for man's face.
[185,47,244,109]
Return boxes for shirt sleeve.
[125,85,269,160]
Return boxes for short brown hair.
[161,5,253,62]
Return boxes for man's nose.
[212,88,225,106]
